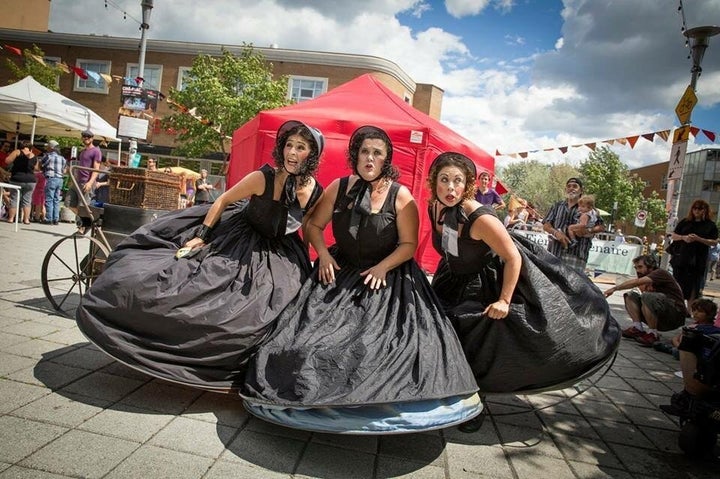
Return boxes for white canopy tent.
[0,76,119,144]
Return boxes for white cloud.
[47,0,720,170]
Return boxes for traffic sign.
[667,140,688,180]
[675,85,697,125]
[634,210,647,228]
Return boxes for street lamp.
[137,0,154,86]
[662,25,720,268]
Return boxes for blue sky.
[49,0,720,168]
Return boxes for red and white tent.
[229,74,496,272]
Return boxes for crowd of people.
[0,131,219,224]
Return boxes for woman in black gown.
[427,152,620,430]
[243,126,481,434]
[76,120,325,391]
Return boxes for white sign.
[667,141,687,180]
[117,116,149,140]
[634,210,647,228]
[409,130,424,144]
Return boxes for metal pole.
[661,25,720,269]
[137,0,154,87]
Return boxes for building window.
[404,92,412,104]
[289,76,327,102]
[127,64,163,91]
[44,56,61,88]
[661,174,668,191]
[75,59,111,94]
[177,67,192,90]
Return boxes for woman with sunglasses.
[670,199,719,304]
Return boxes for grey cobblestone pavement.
[1,221,718,478]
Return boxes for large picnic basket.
[109,166,180,211]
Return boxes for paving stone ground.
[1,221,719,478]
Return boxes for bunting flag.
[56,62,71,74]
[26,53,46,66]
[99,73,113,85]
[496,127,719,159]
[69,65,88,80]
[3,44,22,55]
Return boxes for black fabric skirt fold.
[432,234,620,394]
[76,202,313,390]
[243,252,478,407]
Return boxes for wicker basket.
[109,167,181,210]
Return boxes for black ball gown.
[431,205,620,394]
[242,178,481,434]
[76,164,323,391]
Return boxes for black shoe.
[458,413,486,433]
[41,220,53,225]
[52,221,58,225]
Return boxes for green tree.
[5,44,64,91]
[162,46,291,159]
[578,146,667,234]
[497,160,579,215]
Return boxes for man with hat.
[41,140,66,225]
[66,130,102,223]
[543,177,605,272]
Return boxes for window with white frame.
[289,76,327,103]
[74,59,111,93]
[177,67,192,91]
[127,63,163,91]
[44,56,61,88]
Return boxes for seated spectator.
[504,196,529,229]
[604,254,688,346]
[660,321,720,416]
[654,298,717,358]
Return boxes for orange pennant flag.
[586,143,596,151]
[641,133,655,142]
[626,136,639,148]
[689,126,700,137]
[656,130,671,141]
[519,152,528,158]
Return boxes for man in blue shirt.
[474,171,505,210]
[41,140,66,225]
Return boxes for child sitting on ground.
[566,195,598,248]
[654,298,718,357]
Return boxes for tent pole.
[31,114,37,145]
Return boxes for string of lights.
[104,0,142,26]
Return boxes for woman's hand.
[360,264,389,290]
[317,253,340,285]
[184,237,205,249]
[482,299,510,319]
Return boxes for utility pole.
[661,25,720,268]
[137,0,154,87]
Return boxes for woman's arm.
[360,185,419,290]
[470,211,522,319]
[184,170,265,248]
[4,149,20,165]
[304,179,341,284]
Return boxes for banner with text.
[513,231,642,276]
